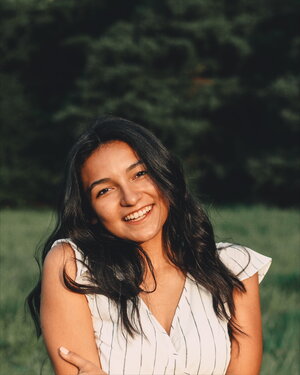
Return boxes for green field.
[0,207,299,375]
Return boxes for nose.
[120,183,142,207]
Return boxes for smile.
[124,205,153,222]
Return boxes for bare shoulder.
[41,241,83,318]
[233,272,260,304]
[43,241,77,281]
[41,242,101,374]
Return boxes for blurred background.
[1,0,299,207]
[0,0,299,374]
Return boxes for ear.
[91,217,98,225]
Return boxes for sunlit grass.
[0,206,299,374]
[211,205,300,375]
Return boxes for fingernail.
[59,346,69,355]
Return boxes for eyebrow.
[87,160,143,194]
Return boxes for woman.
[27,116,271,375]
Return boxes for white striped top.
[52,240,272,375]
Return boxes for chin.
[132,231,161,245]
[127,235,153,243]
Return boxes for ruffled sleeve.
[217,242,272,283]
[51,238,91,285]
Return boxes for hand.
[59,347,108,375]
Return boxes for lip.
[123,204,154,225]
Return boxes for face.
[81,141,169,247]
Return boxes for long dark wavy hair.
[27,116,246,340]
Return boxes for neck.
[140,234,171,270]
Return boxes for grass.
[0,206,299,375]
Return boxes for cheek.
[92,201,116,224]
[162,203,170,222]
[157,197,169,223]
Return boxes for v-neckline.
[139,275,188,336]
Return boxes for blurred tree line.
[1,0,299,207]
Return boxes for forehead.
[81,141,140,184]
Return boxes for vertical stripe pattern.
[197,285,217,374]
[147,311,157,375]
[51,239,271,375]
[185,295,202,374]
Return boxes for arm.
[40,243,102,375]
[226,272,263,375]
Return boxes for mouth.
[123,204,153,223]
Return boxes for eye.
[135,170,148,179]
[96,187,111,198]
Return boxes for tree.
[1,0,299,206]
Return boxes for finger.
[59,346,94,370]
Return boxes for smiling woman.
[27,116,271,375]
[81,141,169,246]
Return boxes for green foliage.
[0,0,299,206]
[0,206,299,374]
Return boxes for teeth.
[124,205,152,221]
